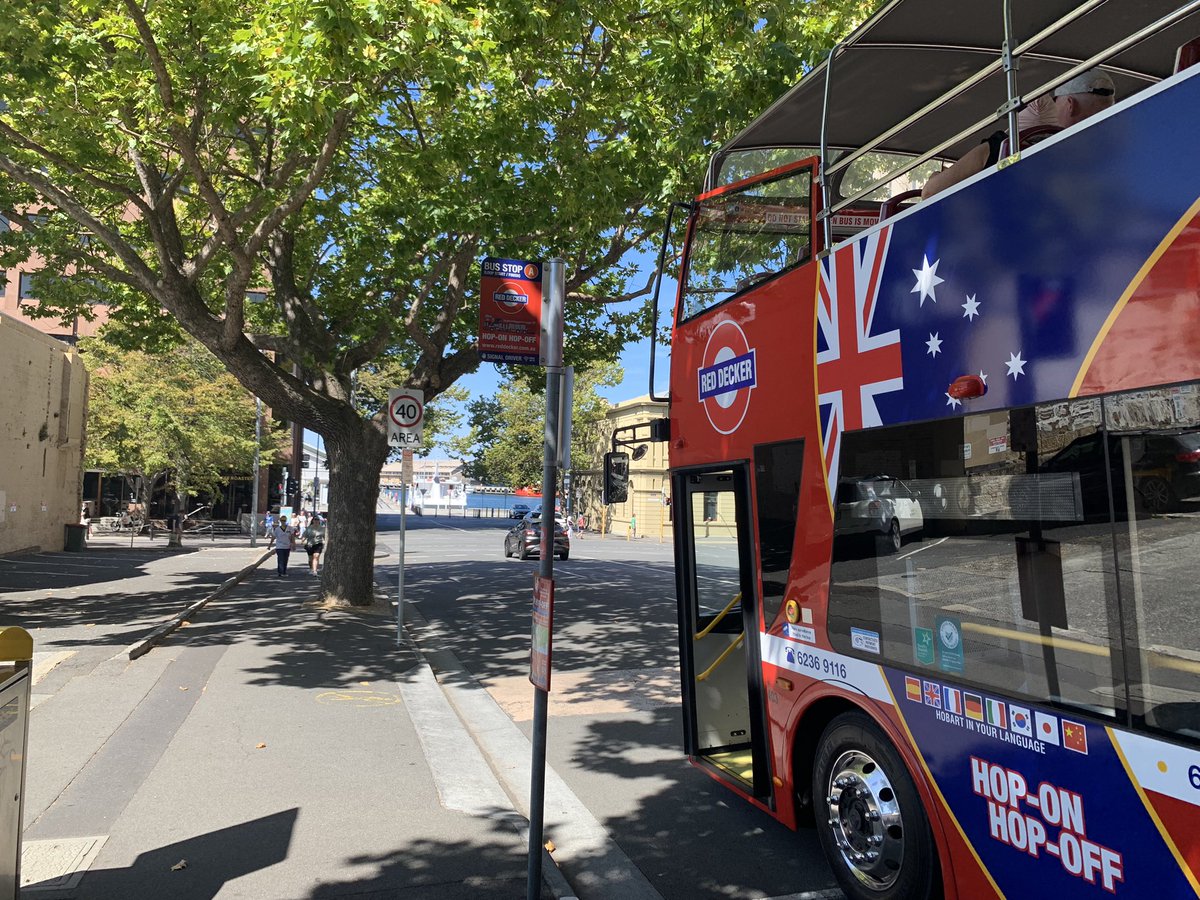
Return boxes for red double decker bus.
[620,2,1200,898]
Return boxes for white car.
[835,476,924,552]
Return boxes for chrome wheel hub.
[824,749,905,890]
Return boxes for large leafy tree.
[454,362,620,488]
[0,0,873,603]
[82,332,277,524]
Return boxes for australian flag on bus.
[818,215,1096,501]
[815,210,1098,502]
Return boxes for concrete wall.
[0,314,88,554]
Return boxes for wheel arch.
[787,688,958,898]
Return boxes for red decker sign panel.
[479,257,542,365]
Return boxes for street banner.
[529,575,554,691]
[479,257,542,364]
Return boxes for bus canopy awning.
[714,0,1200,177]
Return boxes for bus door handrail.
[695,592,742,640]
[697,633,746,682]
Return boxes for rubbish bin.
[0,626,32,900]
[64,523,87,552]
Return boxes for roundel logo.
[698,320,757,435]
[493,281,530,313]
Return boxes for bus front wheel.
[813,712,940,900]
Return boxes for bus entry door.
[676,468,770,798]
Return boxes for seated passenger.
[921,69,1116,199]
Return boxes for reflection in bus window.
[680,164,812,322]
[827,400,1125,720]
[691,480,740,618]
[754,440,804,627]
[1106,384,1200,740]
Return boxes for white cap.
[1053,68,1116,99]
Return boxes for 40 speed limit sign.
[387,389,424,448]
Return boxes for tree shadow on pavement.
[35,808,298,899]
[1,548,264,650]
[159,571,425,688]
[53,806,551,900]
[389,547,840,899]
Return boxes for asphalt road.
[374,517,841,900]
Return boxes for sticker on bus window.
[914,626,935,665]
[850,627,880,654]
[936,616,964,673]
[783,623,815,644]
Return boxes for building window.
[702,491,719,522]
[18,272,36,303]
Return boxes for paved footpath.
[5,537,562,899]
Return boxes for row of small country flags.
[905,676,1088,755]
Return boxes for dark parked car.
[509,503,531,519]
[1040,429,1200,516]
[504,517,570,560]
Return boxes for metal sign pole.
[397,482,406,645]
[527,258,564,900]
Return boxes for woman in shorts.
[303,514,327,575]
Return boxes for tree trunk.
[169,487,184,548]
[321,418,389,605]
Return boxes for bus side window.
[1105,382,1200,740]
[679,162,814,321]
[827,401,1126,722]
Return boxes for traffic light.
[285,477,298,495]
[603,451,629,505]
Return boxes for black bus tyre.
[813,712,940,900]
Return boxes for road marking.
[314,689,402,708]
[896,537,948,561]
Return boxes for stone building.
[575,395,671,539]
[0,314,89,554]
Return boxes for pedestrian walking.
[630,513,637,539]
[263,509,277,539]
[576,513,585,540]
[267,514,296,576]
[303,514,327,575]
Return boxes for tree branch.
[0,120,150,216]
[121,0,241,256]
[0,152,161,296]
[244,107,353,259]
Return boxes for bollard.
[0,626,33,900]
